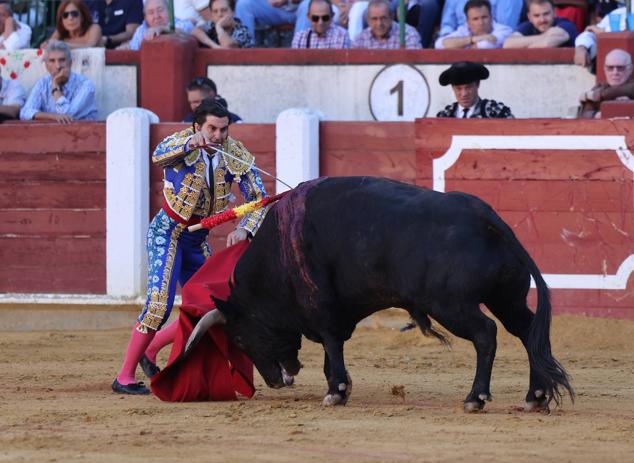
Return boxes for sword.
[205,143,294,190]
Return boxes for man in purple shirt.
[351,0,421,49]
[503,0,577,48]
[292,0,349,48]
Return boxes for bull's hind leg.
[427,304,497,412]
[485,297,549,411]
[321,339,352,406]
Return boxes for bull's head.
[184,297,302,389]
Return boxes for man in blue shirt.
[87,0,144,49]
[503,0,577,48]
[20,41,97,122]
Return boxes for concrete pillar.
[275,108,321,193]
[106,108,159,298]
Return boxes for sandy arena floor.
[1,311,633,463]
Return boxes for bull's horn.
[183,309,226,358]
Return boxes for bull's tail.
[527,271,575,406]
[486,211,575,406]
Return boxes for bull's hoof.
[464,400,485,413]
[322,393,347,406]
[463,393,491,413]
[524,389,549,412]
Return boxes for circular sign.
[369,64,430,121]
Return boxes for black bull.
[191,176,574,411]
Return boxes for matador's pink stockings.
[144,320,178,364]
[116,324,156,385]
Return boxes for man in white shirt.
[435,0,512,49]
[0,73,26,122]
[574,6,632,68]
[0,0,32,51]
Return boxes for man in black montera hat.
[436,61,513,119]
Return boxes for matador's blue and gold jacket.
[152,127,268,235]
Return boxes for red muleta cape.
[151,241,255,401]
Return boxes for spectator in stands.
[439,0,524,38]
[351,0,422,48]
[504,0,577,48]
[86,0,144,49]
[0,0,32,51]
[292,0,349,48]
[579,48,634,118]
[574,5,631,68]
[0,74,26,122]
[176,0,213,25]
[122,0,194,50]
[20,41,97,122]
[43,0,103,49]
[235,0,300,40]
[184,76,242,123]
[346,0,440,47]
[192,0,253,48]
[435,0,512,49]
[436,61,514,118]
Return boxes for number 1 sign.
[369,64,430,121]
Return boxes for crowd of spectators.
[0,0,629,51]
[1,0,634,122]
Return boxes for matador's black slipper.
[111,379,150,395]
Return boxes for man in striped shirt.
[292,0,349,48]
[351,0,421,49]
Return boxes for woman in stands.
[42,0,102,49]
[192,0,253,49]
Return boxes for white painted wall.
[208,64,595,122]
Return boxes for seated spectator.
[0,73,26,122]
[123,0,194,50]
[295,0,343,36]
[439,0,524,37]
[20,41,98,122]
[574,5,631,67]
[235,0,300,40]
[43,0,103,49]
[0,0,32,51]
[292,0,349,48]
[435,0,512,49]
[86,0,144,49]
[579,48,634,118]
[351,0,422,48]
[436,61,514,118]
[176,0,213,25]
[346,0,440,46]
[192,0,253,48]
[504,0,577,48]
[184,76,242,123]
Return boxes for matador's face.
[195,114,230,149]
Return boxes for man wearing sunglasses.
[579,48,634,119]
[292,0,349,48]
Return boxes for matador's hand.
[226,228,248,247]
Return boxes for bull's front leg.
[322,339,352,406]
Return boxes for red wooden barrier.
[415,119,634,319]
[0,122,106,293]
